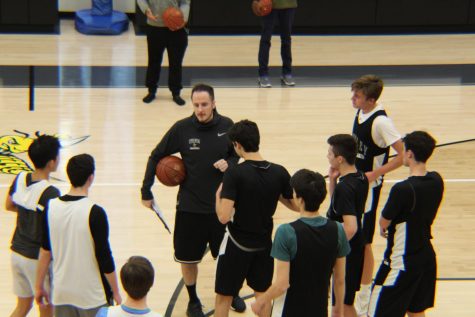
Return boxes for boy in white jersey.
[96,256,162,317]
[36,154,121,317]
[351,75,404,316]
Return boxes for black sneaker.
[231,296,246,313]
[142,92,156,103]
[172,95,186,106]
[186,301,205,317]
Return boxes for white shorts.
[11,251,50,298]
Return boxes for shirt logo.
[189,138,200,150]
[217,132,227,137]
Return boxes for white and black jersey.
[9,172,60,259]
[220,160,293,250]
[42,195,115,309]
[141,110,238,214]
[381,172,444,270]
[353,109,390,178]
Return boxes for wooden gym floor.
[0,20,474,316]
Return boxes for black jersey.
[327,171,369,248]
[141,110,238,214]
[381,172,444,270]
[352,109,390,176]
[220,160,293,249]
[281,219,338,317]
[9,172,60,259]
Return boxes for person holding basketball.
[256,0,298,88]
[140,84,243,317]
[137,0,190,105]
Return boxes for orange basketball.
[252,0,272,17]
[155,156,186,187]
[162,7,185,31]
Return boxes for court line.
[1,178,475,188]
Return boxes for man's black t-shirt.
[221,160,293,249]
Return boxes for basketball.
[155,155,186,187]
[162,7,185,31]
[252,0,272,17]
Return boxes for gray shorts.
[11,251,50,298]
[54,304,107,317]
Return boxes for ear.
[87,174,95,185]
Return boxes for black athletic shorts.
[215,233,274,296]
[173,210,225,263]
[362,184,382,244]
[368,261,436,317]
[332,242,365,305]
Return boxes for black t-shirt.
[382,171,444,269]
[221,160,293,249]
[327,171,368,248]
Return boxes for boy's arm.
[35,248,52,306]
[331,257,346,317]
[342,215,357,240]
[215,183,235,224]
[5,195,17,212]
[367,139,404,183]
[251,260,290,315]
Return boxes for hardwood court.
[1,20,474,316]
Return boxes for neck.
[338,164,357,177]
[361,103,377,114]
[123,297,148,310]
[31,169,50,182]
[242,151,263,161]
[409,162,427,177]
[68,185,89,197]
[300,210,320,218]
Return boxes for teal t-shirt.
[271,216,350,261]
[272,0,298,9]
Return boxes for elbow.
[217,213,230,225]
[278,282,290,293]
[345,227,357,240]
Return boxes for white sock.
[359,284,371,296]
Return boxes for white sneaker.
[355,287,371,316]
[258,76,272,88]
[281,74,296,86]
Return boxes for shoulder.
[95,306,108,317]
[43,185,61,198]
[218,114,234,126]
[270,162,290,175]
[91,204,107,218]
[391,180,412,194]
[175,116,193,128]
[429,171,444,183]
[275,223,295,238]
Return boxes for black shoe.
[172,94,186,106]
[186,301,205,317]
[231,296,246,313]
[142,92,156,103]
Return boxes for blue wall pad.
[75,9,128,35]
